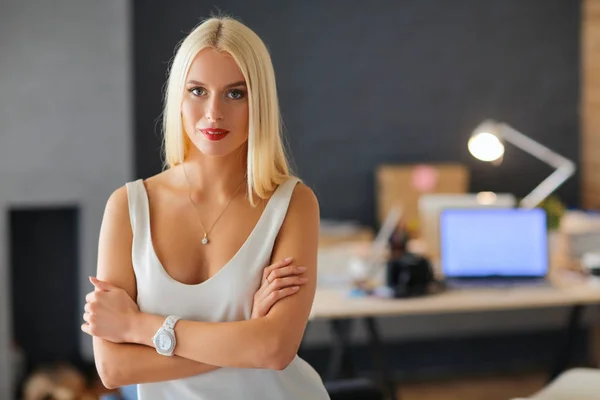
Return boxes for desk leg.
[549,304,584,382]
[327,319,355,380]
[589,306,600,368]
[364,317,397,400]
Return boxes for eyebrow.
[185,80,246,89]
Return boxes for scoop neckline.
[138,178,289,288]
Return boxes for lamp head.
[468,120,505,162]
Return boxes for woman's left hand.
[81,276,140,343]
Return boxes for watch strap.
[163,315,181,331]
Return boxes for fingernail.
[292,286,300,291]
[300,277,308,282]
[298,266,307,272]
[284,257,293,262]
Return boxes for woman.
[82,16,330,399]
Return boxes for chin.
[195,140,248,158]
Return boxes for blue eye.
[228,89,245,100]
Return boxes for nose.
[205,95,224,122]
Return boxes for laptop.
[439,208,549,288]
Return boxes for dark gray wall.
[134,0,580,226]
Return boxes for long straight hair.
[162,16,294,204]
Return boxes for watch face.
[155,332,173,352]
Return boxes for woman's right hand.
[251,257,308,319]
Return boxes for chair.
[511,368,600,400]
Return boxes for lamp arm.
[498,123,576,209]
[498,123,574,168]
[519,164,575,209]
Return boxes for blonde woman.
[81,16,330,400]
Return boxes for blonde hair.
[162,16,294,204]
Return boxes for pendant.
[202,234,209,245]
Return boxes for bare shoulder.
[143,167,172,185]
[288,182,319,217]
[280,182,319,233]
[103,167,176,228]
[141,167,180,196]
[104,184,130,222]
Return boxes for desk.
[309,273,600,400]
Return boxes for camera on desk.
[384,225,437,298]
[385,252,435,298]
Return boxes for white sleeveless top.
[125,177,330,400]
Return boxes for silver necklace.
[182,165,245,245]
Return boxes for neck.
[180,144,248,202]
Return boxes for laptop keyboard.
[444,278,549,289]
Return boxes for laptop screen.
[440,208,548,278]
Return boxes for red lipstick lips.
[200,128,230,141]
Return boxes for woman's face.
[182,48,249,158]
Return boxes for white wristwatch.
[152,315,181,356]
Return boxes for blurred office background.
[1,0,599,399]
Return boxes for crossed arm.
[86,183,319,389]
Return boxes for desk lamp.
[467,120,576,209]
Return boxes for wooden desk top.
[310,273,600,320]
